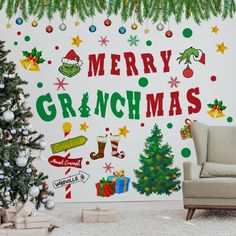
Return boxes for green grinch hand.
[177,47,199,64]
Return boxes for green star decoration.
[128,35,140,46]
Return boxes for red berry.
[28,54,33,60]
[33,57,38,62]
[213,105,217,109]
[217,106,221,110]
[104,19,111,27]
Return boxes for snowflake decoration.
[98,36,110,46]
[128,35,140,46]
[168,77,180,88]
[103,162,114,173]
[53,78,68,91]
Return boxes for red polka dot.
[47,60,52,64]
[105,127,109,132]
[55,46,59,50]
[86,161,90,165]
[211,75,217,81]
[17,31,21,36]
[140,123,145,127]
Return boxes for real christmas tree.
[133,124,181,196]
[0,41,54,210]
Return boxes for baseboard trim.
[184,205,236,210]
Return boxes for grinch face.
[59,63,81,78]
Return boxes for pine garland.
[0,0,235,24]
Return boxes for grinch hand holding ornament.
[59,49,83,78]
[177,46,205,78]
[20,47,45,71]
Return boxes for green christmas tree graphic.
[133,124,181,196]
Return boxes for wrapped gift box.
[82,208,118,223]
[1,207,18,223]
[95,178,116,197]
[108,171,130,194]
[0,228,48,236]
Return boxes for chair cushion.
[207,126,236,164]
[183,178,236,198]
[200,162,236,177]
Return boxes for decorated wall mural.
[0,0,235,202]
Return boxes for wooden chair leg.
[186,209,196,221]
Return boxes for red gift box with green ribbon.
[96,178,116,197]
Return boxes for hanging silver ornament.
[5,186,11,191]
[21,102,30,110]
[29,186,40,197]
[45,200,55,210]
[2,72,9,78]
[0,83,5,89]
[59,23,67,31]
[10,128,17,135]
[3,110,14,122]
[16,156,27,167]
[22,129,29,136]
[0,174,5,180]
[39,140,47,148]
[156,22,164,31]
[3,161,10,167]
[26,168,32,174]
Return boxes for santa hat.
[62,49,83,66]
[193,49,205,65]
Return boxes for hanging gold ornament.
[131,23,138,30]
[145,187,149,191]
[31,20,38,27]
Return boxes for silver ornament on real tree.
[16,156,27,167]
[3,110,14,122]
[3,161,10,167]
[29,186,40,197]
[21,102,30,110]
[45,200,55,210]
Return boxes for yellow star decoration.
[80,122,89,132]
[211,25,219,33]
[118,126,130,138]
[74,21,80,26]
[216,42,228,54]
[6,22,12,29]
[144,28,150,34]
[71,36,83,47]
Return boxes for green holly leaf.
[38,58,45,64]
[207,104,213,108]
[23,51,30,57]
[219,101,223,107]
[31,47,37,56]
[214,99,218,106]
[36,51,42,58]
[222,106,227,111]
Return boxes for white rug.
[50,209,236,236]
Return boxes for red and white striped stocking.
[110,134,125,159]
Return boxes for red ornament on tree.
[41,194,48,199]
[46,25,53,33]
[165,30,173,38]
[104,19,112,27]
[183,66,193,78]
[43,182,49,190]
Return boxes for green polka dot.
[14,41,18,46]
[146,40,152,46]
[227,117,233,123]
[183,28,192,38]
[37,82,43,88]
[181,148,191,158]
[167,123,173,129]
[138,77,148,87]
[24,36,31,42]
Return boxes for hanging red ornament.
[134,8,139,13]
[165,30,173,38]
[41,194,48,199]
[43,182,49,190]
[46,25,53,33]
[183,66,193,78]
[104,18,112,27]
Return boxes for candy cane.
[63,122,72,199]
